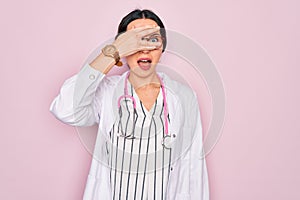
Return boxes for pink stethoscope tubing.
[117,72,171,149]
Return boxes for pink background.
[1,0,299,199]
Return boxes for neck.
[128,71,161,90]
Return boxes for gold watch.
[101,44,123,66]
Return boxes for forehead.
[126,18,158,30]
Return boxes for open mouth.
[137,58,152,70]
[137,58,152,64]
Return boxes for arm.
[49,26,162,126]
[49,62,112,126]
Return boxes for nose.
[140,49,150,54]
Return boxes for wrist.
[89,53,115,74]
[102,44,123,66]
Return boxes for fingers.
[116,26,160,41]
[125,26,160,36]
[136,26,161,38]
[138,39,162,50]
[115,26,163,57]
[134,26,162,50]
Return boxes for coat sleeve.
[49,63,105,126]
[189,92,210,200]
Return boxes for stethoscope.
[117,72,175,149]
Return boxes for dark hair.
[115,9,167,52]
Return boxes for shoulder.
[97,71,128,90]
[160,72,197,103]
[101,75,122,87]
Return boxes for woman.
[50,9,209,200]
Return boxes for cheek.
[151,51,163,63]
[125,54,138,68]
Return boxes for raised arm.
[49,63,109,126]
[49,26,162,126]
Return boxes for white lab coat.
[50,63,209,200]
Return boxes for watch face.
[104,45,116,55]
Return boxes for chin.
[129,64,156,76]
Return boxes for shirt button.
[89,74,95,80]
[170,167,173,171]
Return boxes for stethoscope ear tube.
[117,72,172,149]
[117,94,136,109]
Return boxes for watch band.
[113,52,122,66]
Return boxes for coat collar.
[111,70,184,132]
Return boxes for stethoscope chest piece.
[161,133,176,149]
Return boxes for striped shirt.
[107,81,172,200]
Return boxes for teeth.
[138,59,151,63]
